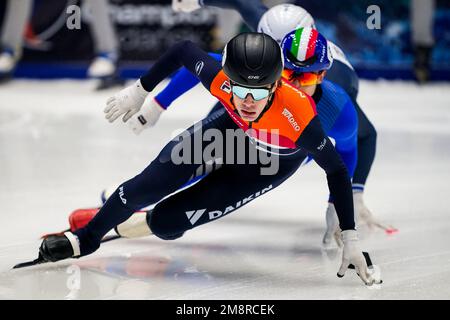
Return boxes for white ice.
[0,79,449,299]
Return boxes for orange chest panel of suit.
[210,70,317,149]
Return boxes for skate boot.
[413,45,432,84]
[39,232,80,262]
[87,52,125,90]
[0,47,16,82]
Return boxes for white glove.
[354,192,395,232]
[322,203,343,248]
[172,0,201,12]
[104,79,149,123]
[127,97,165,135]
[337,230,375,286]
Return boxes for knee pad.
[146,210,185,241]
[155,232,185,241]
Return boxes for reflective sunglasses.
[231,85,271,101]
[283,69,322,86]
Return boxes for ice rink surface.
[0,79,449,299]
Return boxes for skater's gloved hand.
[354,192,393,232]
[172,0,201,12]
[127,97,165,135]
[104,79,149,123]
[322,202,343,248]
[337,230,375,286]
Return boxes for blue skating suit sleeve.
[154,53,223,109]
[311,80,358,177]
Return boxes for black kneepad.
[146,210,185,240]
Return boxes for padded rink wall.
[1,0,450,80]
[0,0,218,79]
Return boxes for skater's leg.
[74,113,234,254]
[85,0,119,78]
[352,100,377,188]
[86,0,119,58]
[148,158,303,240]
[0,0,33,75]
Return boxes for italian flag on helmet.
[281,27,333,73]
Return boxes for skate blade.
[95,76,125,91]
[13,255,46,269]
[12,234,121,269]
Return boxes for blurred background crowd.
[0,0,449,87]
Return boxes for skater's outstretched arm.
[154,52,223,109]
[139,40,221,93]
[296,116,355,231]
[104,40,222,124]
[124,53,223,134]
[296,117,377,285]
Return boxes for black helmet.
[222,32,284,87]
